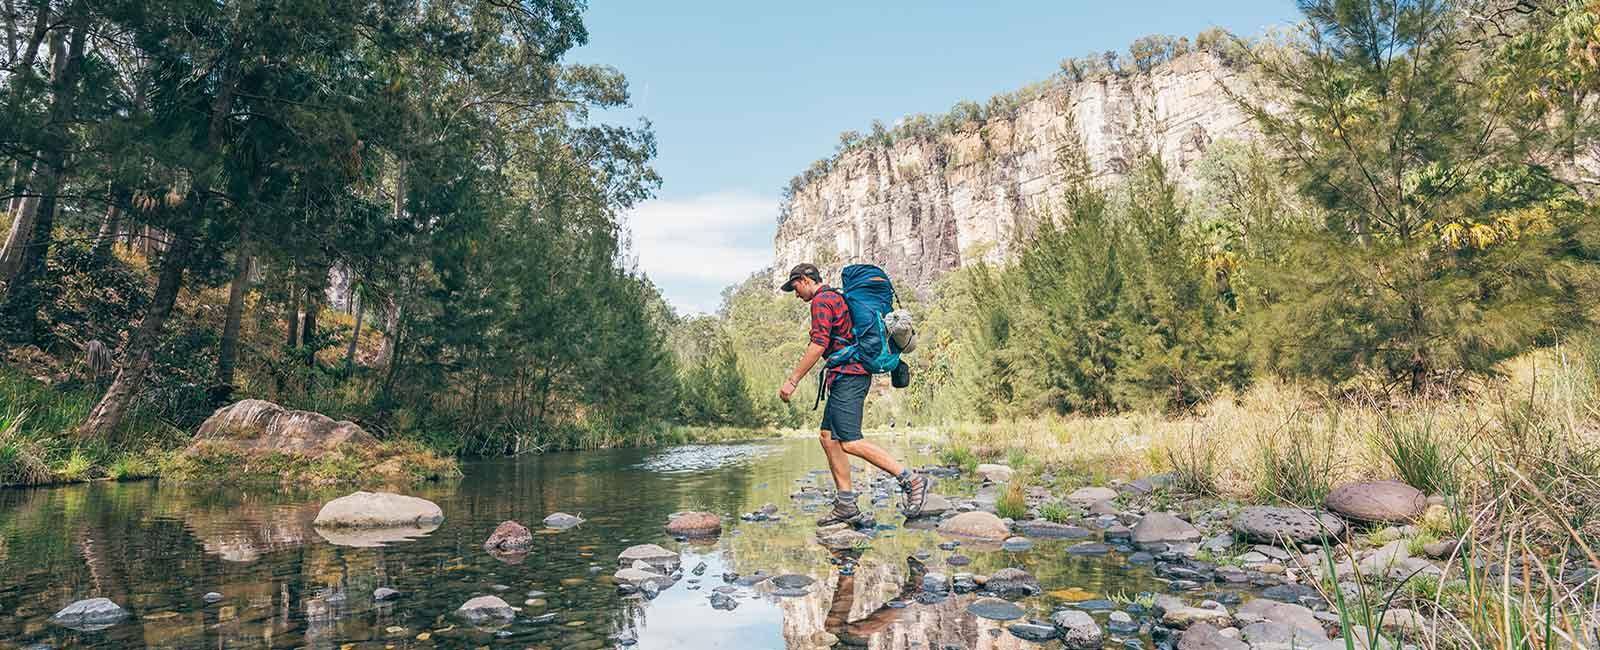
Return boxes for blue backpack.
[822,264,902,374]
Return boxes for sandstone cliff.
[772,52,1259,293]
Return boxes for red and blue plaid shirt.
[810,287,868,379]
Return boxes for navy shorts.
[821,373,870,442]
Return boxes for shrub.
[1038,501,1075,524]
[996,481,1029,520]
[939,445,979,474]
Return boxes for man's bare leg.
[820,430,853,492]
[839,439,905,476]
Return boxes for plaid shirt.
[810,287,868,378]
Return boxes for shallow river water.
[1,436,1208,649]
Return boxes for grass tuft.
[996,480,1029,520]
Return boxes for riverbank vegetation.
[0,0,788,487]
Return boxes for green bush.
[1371,413,1461,496]
[996,481,1029,520]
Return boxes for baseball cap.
[780,263,822,292]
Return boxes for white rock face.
[312,491,445,529]
[773,53,1260,293]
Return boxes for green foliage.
[1251,411,1342,506]
[996,481,1029,520]
[938,445,979,474]
[1037,501,1075,524]
[1235,0,1600,392]
[1371,413,1461,495]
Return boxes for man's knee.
[819,430,838,445]
[839,439,866,454]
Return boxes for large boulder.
[1233,506,1346,545]
[312,491,444,529]
[914,493,953,518]
[483,520,532,551]
[975,463,1015,483]
[190,399,376,458]
[938,511,1011,540]
[51,598,128,631]
[665,511,722,537]
[1324,481,1426,524]
[1133,511,1202,547]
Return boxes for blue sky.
[576,1,1301,314]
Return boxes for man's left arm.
[780,342,827,402]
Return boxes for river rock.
[1324,481,1426,524]
[817,527,870,550]
[614,567,667,588]
[915,493,953,517]
[202,591,224,604]
[967,597,1026,621]
[1016,520,1092,538]
[937,511,1010,540]
[455,595,517,624]
[373,587,401,601]
[543,512,584,529]
[617,544,679,571]
[1158,595,1233,628]
[1232,507,1345,545]
[1236,599,1325,639]
[708,591,738,610]
[771,574,815,590]
[312,491,444,528]
[189,399,377,458]
[975,463,1015,483]
[1052,609,1104,649]
[985,567,1041,599]
[1001,536,1034,552]
[1066,486,1118,506]
[1008,621,1060,642]
[50,598,128,631]
[1177,622,1250,650]
[1241,620,1328,648]
[665,511,722,537]
[483,520,532,551]
[1133,511,1202,547]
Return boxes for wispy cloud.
[624,191,778,315]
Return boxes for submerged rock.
[51,598,128,631]
[542,512,584,529]
[1016,520,1092,539]
[373,587,401,601]
[665,511,722,538]
[483,520,533,551]
[1001,536,1034,552]
[1325,480,1426,524]
[985,567,1041,599]
[312,491,444,529]
[455,595,517,624]
[967,597,1026,621]
[1157,595,1233,629]
[202,592,223,604]
[1008,621,1060,642]
[816,527,870,550]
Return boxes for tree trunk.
[0,9,87,339]
[214,242,251,399]
[76,234,192,437]
[343,291,363,372]
[285,284,299,349]
[91,189,124,263]
[301,291,320,368]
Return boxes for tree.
[1233,0,1600,392]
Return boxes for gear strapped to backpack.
[812,264,916,409]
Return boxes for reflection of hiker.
[778,263,927,524]
[824,555,928,645]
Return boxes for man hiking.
[777,263,928,525]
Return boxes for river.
[0,436,1194,649]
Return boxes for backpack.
[822,264,905,374]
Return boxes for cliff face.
[772,53,1258,293]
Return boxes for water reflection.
[0,438,1163,649]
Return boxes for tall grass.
[1371,412,1464,496]
[0,365,185,486]
[1251,408,1343,506]
[996,480,1029,520]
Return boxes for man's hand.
[779,378,797,403]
